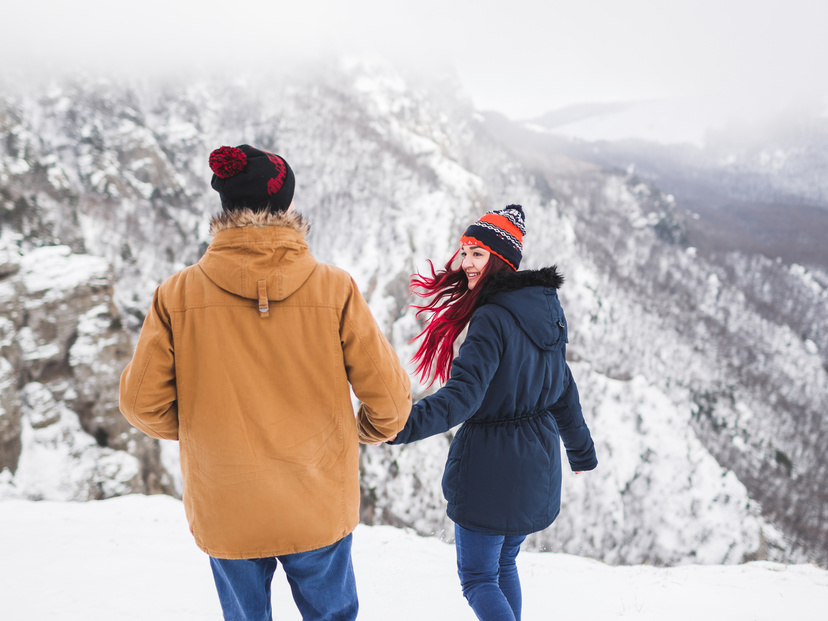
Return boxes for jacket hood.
[476,266,566,351]
[198,209,317,302]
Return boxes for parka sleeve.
[119,285,179,440]
[390,307,509,444]
[340,277,412,444]
[549,367,598,471]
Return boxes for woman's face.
[460,245,491,289]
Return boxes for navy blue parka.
[392,267,597,535]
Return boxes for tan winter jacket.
[119,209,411,559]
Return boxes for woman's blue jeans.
[209,534,358,621]
[455,523,527,621]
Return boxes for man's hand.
[369,434,397,446]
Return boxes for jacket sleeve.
[390,307,508,444]
[119,284,179,440]
[340,277,412,444]
[550,367,598,471]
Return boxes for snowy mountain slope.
[488,104,828,564]
[538,170,828,565]
[0,60,826,567]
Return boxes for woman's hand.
[370,434,397,446]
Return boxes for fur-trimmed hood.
[476,266,564,308]
[476,266,567,352]
[199,208,316,302]
[209,208,311,238]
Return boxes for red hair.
[410,250,513,386]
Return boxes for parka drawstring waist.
[464,406,552,427]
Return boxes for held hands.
[369,434,397,446]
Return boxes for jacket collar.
[476,266,564,308]
[209,208,311,238]
[200,208,317,304]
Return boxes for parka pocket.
[442,429,468,505]
[442,455,461,505]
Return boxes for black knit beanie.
[209,144,295,212]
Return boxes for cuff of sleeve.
[568,455,598,471]
[387,427,409,445]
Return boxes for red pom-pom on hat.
[209,146,247,178]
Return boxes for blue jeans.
[455,523,527,621]
[209,534,358,621]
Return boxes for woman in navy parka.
[390,205,597,621]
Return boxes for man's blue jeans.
[209,533,358,621]
[455,524,527,621]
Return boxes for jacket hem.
[447,507,560,538]
[193,524,358,560]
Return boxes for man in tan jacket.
[120,144,411,620]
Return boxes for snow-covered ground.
[1,495,825,620]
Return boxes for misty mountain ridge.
[486,96,828,273]
[1,60,826,568]
[525,95,828,150]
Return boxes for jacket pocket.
[442,429,468,506]
[442,455,460,506]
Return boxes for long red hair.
[410,250,513,386]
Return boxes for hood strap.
[257,280,270,317]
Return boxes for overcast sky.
[2,0,826,119]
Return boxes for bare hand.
[370,434,397,446]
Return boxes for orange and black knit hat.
[209,144,295,213]
[460,204,526,270]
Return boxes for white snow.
[19,245,110,303]
[0,382,140,502]
[69,304,120,369]
[6,158,31,175]
[0,494,825,621]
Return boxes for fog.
[2,0,827,119]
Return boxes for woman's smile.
[460,245,491,289]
